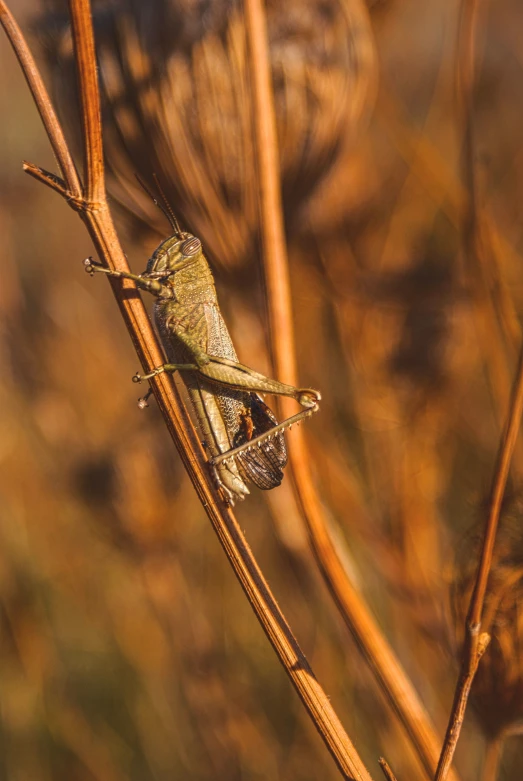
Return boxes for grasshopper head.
[144,233,203,280]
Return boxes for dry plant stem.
[244,2,459,780]
[68,0,104,203]
[434,0,516,777]
[23,163,70,199]
[0,2,374,779]
[434,632,490,781]
[434,352,523,781]
[0,1,81,196]
[378,758,399,781]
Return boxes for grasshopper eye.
[181,236,201,256]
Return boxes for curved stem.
[434,0,521,776]
[244,0,460,779]
[435,344,523,781]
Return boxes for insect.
[84,184,320,504]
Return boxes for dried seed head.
[450,496,523,739]
[39,0,376,269]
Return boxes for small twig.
[244,1,459,779]
[435,632,490,780]
[22,162,70,199]
[23,161,95,211]
[0,2,374,779]
[378,758,400,781]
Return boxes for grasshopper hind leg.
[210,394,319,484]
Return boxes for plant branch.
[434,632,490,781]
[68,0,104,204]
[0,1,375,778]
[435,344,523,780]
[0,0,81,196]
[22,162,70,199]
[434,0,518,776]
[467,366,523,623]
[244,1,460,780]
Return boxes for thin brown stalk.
[434,0,517,776]
[435,348,523,780]
[0,1,81,196]
[378,758,399,781]
[244,2,459,780]
[434,632,490,781]
[0,2,374,778]
[22,162,70,199]
[68,0,104,204]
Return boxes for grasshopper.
[84,187,320,504]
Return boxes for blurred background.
[1,0,523,779]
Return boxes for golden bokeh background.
[1,1,523,779]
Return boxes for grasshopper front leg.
[83,257,171,297]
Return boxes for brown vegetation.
[1,0,523,779]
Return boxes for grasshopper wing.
[235,394,288,490]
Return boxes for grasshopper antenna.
[153,173,184,239]
[135,173,183,239]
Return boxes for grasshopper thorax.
[144,232,203,280]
